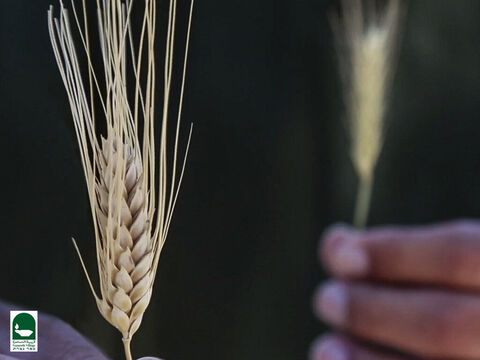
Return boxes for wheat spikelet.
[95,135,152,338]
[332,0,402,227]
[47,0,195,358]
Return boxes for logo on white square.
[10,311,38,352]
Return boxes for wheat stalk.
[47,0,194,358]
[331,0,402,228]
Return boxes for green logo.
[12,313,36,340]
[10,311,38,352]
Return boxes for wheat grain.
[331,0,402,227]
[47,0,194,359]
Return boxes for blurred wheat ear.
[47,0,194,359]
[331,0,403,228]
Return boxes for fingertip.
[313,281,349,327]
[319,223,354,263]
[309,334,350,360]
[332,240,369,277]
[321,223,355,243]
[320,224,369,278]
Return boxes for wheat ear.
[47,0,195,359]
[331,0,402,228]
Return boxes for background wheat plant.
[332,0,402,228]
[47,0,194,358]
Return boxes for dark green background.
[1,0,480,359]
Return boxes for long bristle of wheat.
[48,0,195,358]
[332,0,401,228]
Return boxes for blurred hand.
[312,220,480,360]
[0,302,109,360]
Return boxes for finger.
[321,220,480,288]
[309,334,415,360]
[314,281,480,359]
[0,301,109,360]
[38,313,110,360]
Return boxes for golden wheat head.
[332,0,402,227]
[47,0,194,358]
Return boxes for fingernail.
[322,224,353,244]
[315,282,348,326]
[310,337,349,360]
[331,241,369,277]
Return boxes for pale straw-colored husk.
[47,0,194,359]
[331,0,402,228]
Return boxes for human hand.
[312,220,480,360]
[0,302,109,360]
